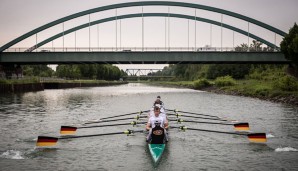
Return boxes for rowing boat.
[148,143,166,163]
[147,123,167,164]
[35,108,268,167]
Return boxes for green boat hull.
[148,144,166,163]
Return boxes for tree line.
[56,64,126,80]
[20,64,126,80]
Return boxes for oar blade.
[247,133,267,143]
[234,122,250,131]
[60,126,77,135]
[36,136,58,147]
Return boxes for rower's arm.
[146,122,151,131]
[164,121,169,129]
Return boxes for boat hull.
[148,144,166,163]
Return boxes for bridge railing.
[3,47,239,52]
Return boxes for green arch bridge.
[0,1,290,64]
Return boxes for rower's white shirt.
[148,108,167,120]
[147,115,166,128]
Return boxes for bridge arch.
[32,13,276,51]
[0,1,286,52]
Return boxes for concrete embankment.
[0,83,44,93]
[0,81,127,93]
[43,82,126,89]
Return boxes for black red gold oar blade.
[247,133,267,143]
[36,136,58,147]
[60,126,77,135]
[234,122,250,131]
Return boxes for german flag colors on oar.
[36,136,59,147]
[247,133,267,143]
[234,122,250,131]
[36,129,144,147]
[60,126,77,135]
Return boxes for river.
[0,83,297,170]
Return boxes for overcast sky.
[1,0,297,70]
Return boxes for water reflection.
[0,83,297,170]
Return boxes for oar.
[36,129,144,147]
[99,110,150,120]
[60,121,147,135]
[171,126,266,143]
[170,118,250,131]
[84,115,147,125]
[167,109,238,122]
[167,109,220,118]
[168,113,230,122]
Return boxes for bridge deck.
[0,52,289,64]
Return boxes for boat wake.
[0,150,24,159]
[266,133,275,138]
[16,137,37,142]
[275,147,298,152]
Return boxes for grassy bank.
[144,79,298,106]
[0,77,124,84]
[0,78,128,93]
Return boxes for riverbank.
[143,80,298,106]
[0,79,128,93]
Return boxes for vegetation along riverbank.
[0,64,128,93]
[146,77,298,106]
[0,78,127,93]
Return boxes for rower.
[154,95,165,109]
[151,96,166,116]
[148,104,168,123]
[146,105,168,142]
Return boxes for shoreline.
[0,81,128,94]
[142,81,298,107]
[201,86,298,106]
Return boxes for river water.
[0,83,297,170]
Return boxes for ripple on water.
[275,147,298,152]
[0,150,24,160]
[266,133,275,138]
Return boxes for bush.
[274,75,298,91]
[214,76,236,87]
[253,85,271,97]
[194,78,211,89]
[206,64,251,79]
[0,79,9,84]
[247,65,287,81]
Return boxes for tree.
[250,40,263,52]
[22,65,54,77]
[280,23,298,74]
[235,43,249,52]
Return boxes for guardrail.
[3,47,240,52]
